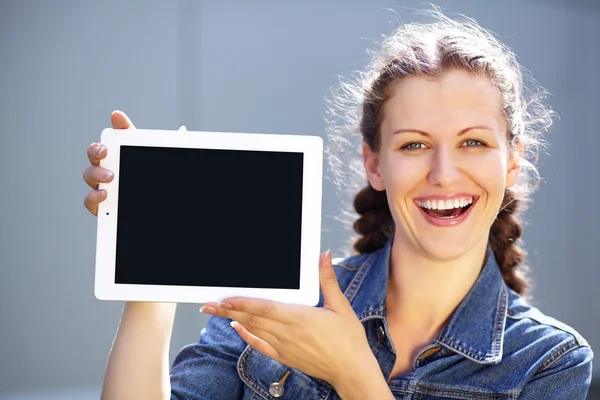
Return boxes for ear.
[506,139,524,188]
[362,142,386,191]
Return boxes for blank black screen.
[114,145,303,289]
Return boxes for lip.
[414,195,480,227]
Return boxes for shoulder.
[505,289,589,347]
[504,290,594,397]
[503,289,593,376]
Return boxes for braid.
[352,184,395,254]
[489,189,530,295]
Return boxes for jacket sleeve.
[519,343,593,399]
[170,316,248,399]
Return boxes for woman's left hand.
[200,251,377,389]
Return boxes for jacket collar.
[345,237,508,364]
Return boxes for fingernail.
[325,249,332,264]
[219,302,233,310]
[102,171,113,181]
[95,145,104,156]
[230,320,238,329]
[200,306,216,315]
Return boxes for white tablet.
[95,128,323,306]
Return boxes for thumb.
[319,250,346,310]
[111,110,136,129]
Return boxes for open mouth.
[415,196,476,219]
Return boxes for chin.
[402,195,495,262]
[414,236,482,262]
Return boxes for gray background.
[1,0,598,398]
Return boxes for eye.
[402,142,429,151]
[462,139,485,148]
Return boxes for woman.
[83,9,593,399]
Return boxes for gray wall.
[1,0,598,396]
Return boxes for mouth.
[414,195,478,226]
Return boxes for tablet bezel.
[95,128,323,306]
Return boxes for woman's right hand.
[83,110,134,216]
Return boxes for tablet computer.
[95,128,323,306]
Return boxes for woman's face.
[364,68,520,261]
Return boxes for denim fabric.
[170,238,593,399]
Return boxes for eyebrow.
[393,126,493,136]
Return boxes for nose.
[427,148,461,187]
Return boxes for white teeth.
[416,196,474,210]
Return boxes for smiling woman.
[82,6,593,400]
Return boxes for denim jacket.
[170,238,593,399]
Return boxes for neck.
[386,233,489,337]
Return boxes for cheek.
[466,152,508,195]
[381,154,427,193]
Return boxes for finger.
[88,109,136,167]
[110,110,136,129]
[232,320,282,348]
[86,142,106,166]
[215,298,298,324]
[84,190,107,216]
[94,110,134,164]
[231,321,280,360]
[319,250,346,311]
[83,165,114,189]
[201,303,285,331]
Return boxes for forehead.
[381,69,505,132]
